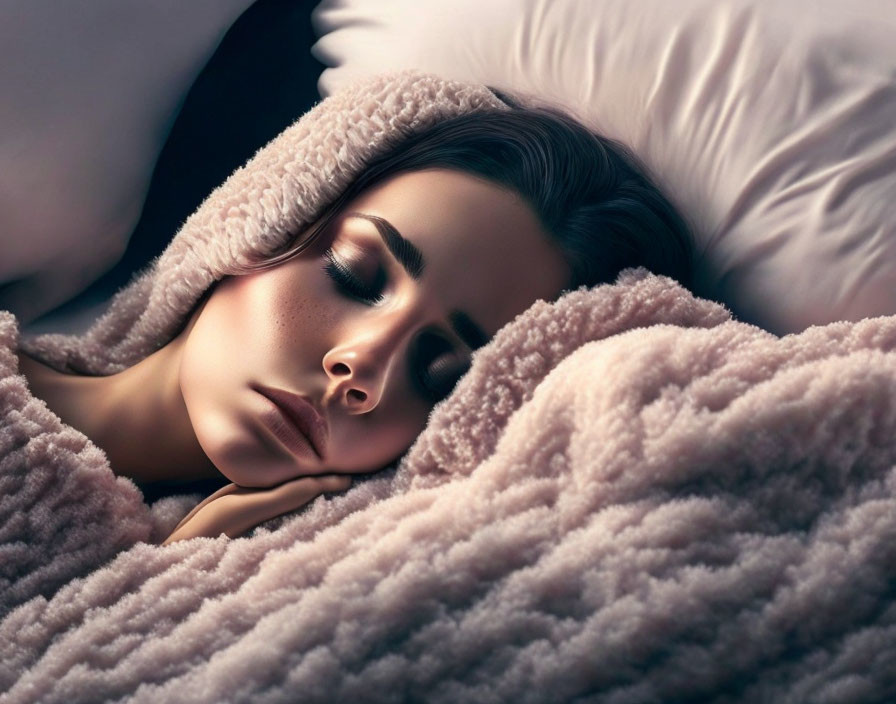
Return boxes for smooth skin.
[18,168,570,543]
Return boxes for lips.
[253,384,328,459]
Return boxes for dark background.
[34,0,326,338]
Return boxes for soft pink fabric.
[1,71,894,702]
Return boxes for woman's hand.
[161,474,352,545]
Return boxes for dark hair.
[227,86,695,292]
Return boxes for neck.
[15,325,223,484]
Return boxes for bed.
[1,1,895,702]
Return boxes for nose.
[322,309,420,414]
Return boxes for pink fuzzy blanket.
[1,70,895,702]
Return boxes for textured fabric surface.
[0,312,196,619]
[1,71,895,701]
[3,269,896,702]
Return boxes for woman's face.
[178,168,570,487]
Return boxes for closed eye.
[322,248,385,305]
[410,332,471,404]
[322,245,471,404]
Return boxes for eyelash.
[321,247,469,403]
[416,340,471,404]
[322,247,385,305]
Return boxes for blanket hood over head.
[1,69,515,616]
[16,70,509,375]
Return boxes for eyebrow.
[344,211,491,351]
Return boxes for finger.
[170,483,240,534]
[314,474,353,493]
[163,500,243,544]
[227,474,353,533]
[163,475,354,545]
[255,473,352,512]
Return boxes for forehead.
[341,168,569,337]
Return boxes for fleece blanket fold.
[1,70,895,702]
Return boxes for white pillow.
[0,0,254,325]
[310,0,896,335]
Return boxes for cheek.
[176,258,345,421]
[177,283,261,480]
[331,393,431,473]
[173,268,337,486]
[178,285,242,402]
[261,258,348,358]
[198,262,340,375]
[181,257,437,476]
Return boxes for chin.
[215,460,301,490]
[192,414,296,489]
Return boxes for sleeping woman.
[13,88,695,545]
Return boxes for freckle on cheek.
[273,292,336,336]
